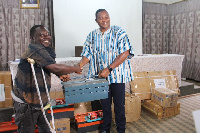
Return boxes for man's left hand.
[98,68,110,78]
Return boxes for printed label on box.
[0,84,5,101]
[153,79,166,88]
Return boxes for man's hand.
[74,63,82,74]
[76,56,90,74]
[98,68,110,78]
[60,74,71,82]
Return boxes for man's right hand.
[75,64,82,74]
[60,74,71,82]
[76,56,90,74]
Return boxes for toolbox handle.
[70,75,99,79]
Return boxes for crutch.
[27,58,55,133]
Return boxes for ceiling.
[143,0,186,4]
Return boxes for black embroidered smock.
[13,43,56,107]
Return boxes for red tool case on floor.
[75,110,103,133]
[0,118,39,133]
[0,119,17,133]
[47,98,74,119]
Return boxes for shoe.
[99,130,110,133]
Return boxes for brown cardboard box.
[125,95,141,122]
[0,101,5,108]
[0,71,13,108]
[0,71,12,86]
[50,118,70,133]
[148,71,167,89]
[148,70,179,93]
[130,70,180,101]
[142,100,180,119]
[165,71,179,94]
[112,93,141,122]
[50,90,64,99]
[0,98,13,108]
[151,88,178,108]
[130,72,151,100]
[5,86,12,98]
[4,98,13,107]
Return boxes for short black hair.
[30,25,44,37]
[95,9,108,19]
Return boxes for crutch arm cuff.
[27,58,35,64]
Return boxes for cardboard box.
[112,93,141,122]
[50,118,70,133]
[0,71,13,108]
[130,70,179,101]
[4,86,12,98]
[151,88,178,108]
[130,72,151,100]
[148,71,167,89]
[125,95,141,122]
[0,71,12,86]
[0,101,5,108]
[142,100,180,119]
[165,71,179,94]
[0,98,13,108]
[50,90,64,99]
[5,98,13,107]
[148,70,179,94]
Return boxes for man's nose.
[44,35,51,39]
[101,19,106,22]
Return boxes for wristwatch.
[107,66,113,72]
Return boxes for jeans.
[13,101,51,133]
[100,83,126,133]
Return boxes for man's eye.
[40,33,49,37]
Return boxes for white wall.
[53,0,142,57]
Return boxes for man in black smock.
[12,25,82,132]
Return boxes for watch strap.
[107,66,113,72]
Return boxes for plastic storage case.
[62,77,109,104]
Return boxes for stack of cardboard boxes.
[130,70,180,119]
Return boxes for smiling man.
[78,9,134,133]
[12,25,82,132]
